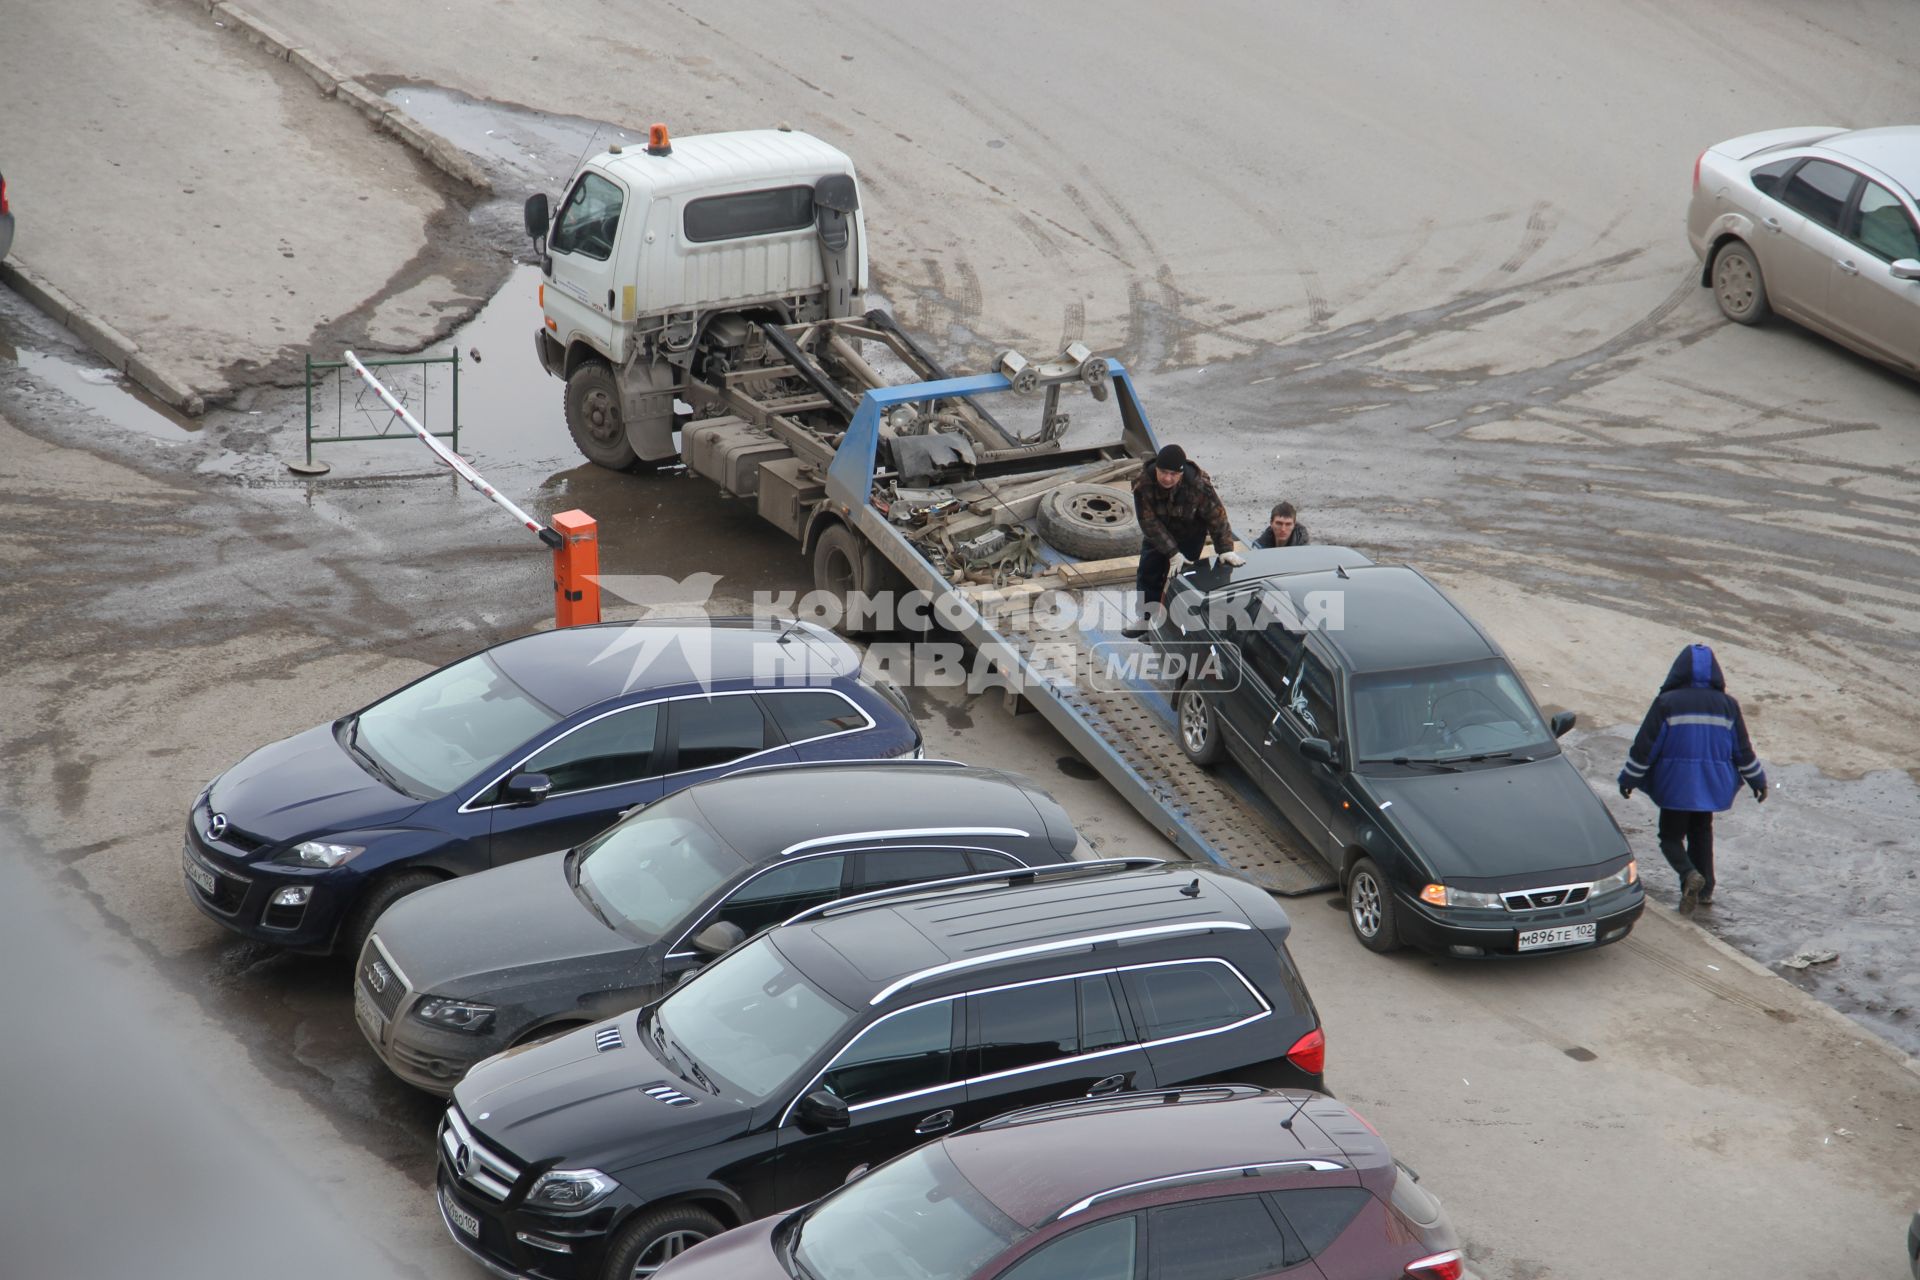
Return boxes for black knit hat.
[1154,443,1187,472]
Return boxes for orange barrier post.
[550,509,601,627]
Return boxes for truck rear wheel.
[564,363,641,471]
[812,525,906,636]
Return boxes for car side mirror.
[797,1089,850,1133]
[1298,737,1336,766]
[843,1163,871,1186]
[1550,711,1577,739]
[500,772,552,806]
[523,192,549,241]
[690,920,746,957]
[1889,258,1920,281]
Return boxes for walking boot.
[1680,871,1705,914]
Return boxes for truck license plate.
[1518,923,1596,952]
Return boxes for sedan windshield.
[656,938,847,1103]
[1354,659,1553,762]
[575,804,742,936]
[352,655,558,798]
[790,1143,1021,1280]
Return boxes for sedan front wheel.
[1711,240,1772,326]
[1177,686,1223,766]
[1346,857,1402,954]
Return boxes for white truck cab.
[526,126,866,469]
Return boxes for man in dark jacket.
[1618,643,1767,912]
[1252,501,1310,549]
[1127,444,1242,637]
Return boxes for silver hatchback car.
[1688,125,1920,376]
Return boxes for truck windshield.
[575,804,742,937]
[655,938,848,1103]
[789,1142,1021,1280]
[351,656,558,799]
[1353,658,1553,763]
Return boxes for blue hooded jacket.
[1618,644,1766,812]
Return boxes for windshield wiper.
[342,717,408,792]
[672,1039,718,1095]
[782,1216,822,1280]
[1360,756,1461,773]
[1464,750,1524,763]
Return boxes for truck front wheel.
[564,363,641,471]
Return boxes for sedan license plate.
[1518,923,1596,952]
[441,1187,481,1240]
[183,848,217,896]
[354,983,386,1044]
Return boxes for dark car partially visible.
[0,170,14,260]
[355,760,1083,1094]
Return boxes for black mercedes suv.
[432,860,1325,1279]
[1155,546,1644,958]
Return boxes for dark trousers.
[1135,531,1210,609]
[1657,809,1715,893]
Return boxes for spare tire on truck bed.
[1036,483,1140,560]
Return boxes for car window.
[1779,159,1859,230]
[1284,652,1340,744]
[1080,974,1130,1052]
[1750,158,1798,197]
[684,185,815,243]
[575,803,741,936]
[855,848,978,893]
[1149,1196,1292,1280]
[711,855,847,936]
[766,690,870,745]
[1121,962,1262,1040]
[512,703,661,797]
[355,654,559,799]
[656,938,848,1103]
[671,695,771,772]
[820,1000,956,1106]
[1352,658,1553,762]
[967,849,1023,874]
[997,1217,1137,1280]
[550,171,624,260]
[974,978,1078,1076]
[1268,1187,1371,1257]
[1850,181,1920,262]
[1240,624,1302,698]
[794,1144,1020,1280]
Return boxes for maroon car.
[654,1084,1473,1280]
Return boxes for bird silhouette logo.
[588,573,726,693]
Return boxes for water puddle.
[377,83,639,191]
[3,343,200,441]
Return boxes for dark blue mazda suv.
[181,619,919,957]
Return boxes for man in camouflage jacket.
[1127,443,1244,635]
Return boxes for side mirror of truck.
[523,193,550,242]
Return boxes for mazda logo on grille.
[206,813,229,842]
[454,1144,471,1177]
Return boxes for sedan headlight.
[525,1168,616,1211]
[1419,883,1505,910]
[413,997,496,1033]
[278,840,365,868]
[1592,859,1639,897]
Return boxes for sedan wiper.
[1464,750,1524,763]
[1359,756,1461,773]
[782,1216,822,1280]
[342,716,408,792]
[672,1039,718,1095]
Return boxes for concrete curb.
[0,259,207,415]
[196,0,492,194]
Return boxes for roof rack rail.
[710,756,968,784]
[976,1084,1265,1131]
[1055,1158,1348,1220]
[779,856,1167,929]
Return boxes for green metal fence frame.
[304,351,460,467]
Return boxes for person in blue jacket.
[1618,643,1767,912]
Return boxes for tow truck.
[522,125,1332,895]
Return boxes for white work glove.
[1220,550,1247,568]
[1167,552,1188,577]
